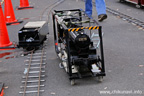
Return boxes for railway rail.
[40,0,65,21]
[19,47,46,96]
[92,1,144,30]
[18,0,143,95]
[19,0,66,96]
[106,7,144,30]
[81,0,144,30]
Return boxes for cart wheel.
[97,76,103,82]
[70,80,75,85]
[59,63,64,69]
[136,4,141,8]
[119,0,125,3]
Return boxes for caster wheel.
[59,63,64,69]
[136,4,141,8]
[97,76,103,82]
[70,80,75,85]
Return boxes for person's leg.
[95,0,106,15]
[85,0,92,16]
[95,0,107,21]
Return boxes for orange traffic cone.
[4,0,23,25]
[0,83,4,96]
[0,4,13,49]
[17,0,33,10]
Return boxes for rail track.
[40,0,65,21]
[106,7,144,30]
[19,0,144,95]
[92,1,144,30]
[80,0,144,30]
[19,0,66,96]
[19,47,47,96]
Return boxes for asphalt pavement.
[0,0,144,96]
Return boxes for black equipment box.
[18,21,48,49]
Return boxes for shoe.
[98,14,107,22]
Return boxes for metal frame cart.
[52,9,106,85]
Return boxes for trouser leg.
[85,0,92,16]
[95,0,106,16]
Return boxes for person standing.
[85,0,107,22]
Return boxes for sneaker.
[98,14,107,22]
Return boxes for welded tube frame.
[52,9,106,80]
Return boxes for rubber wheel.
[136,4,141,8]
[59,63,64,69]
[70,80,75,85]
[97,76,103,82]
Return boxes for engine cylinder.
[69,31,90,49]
